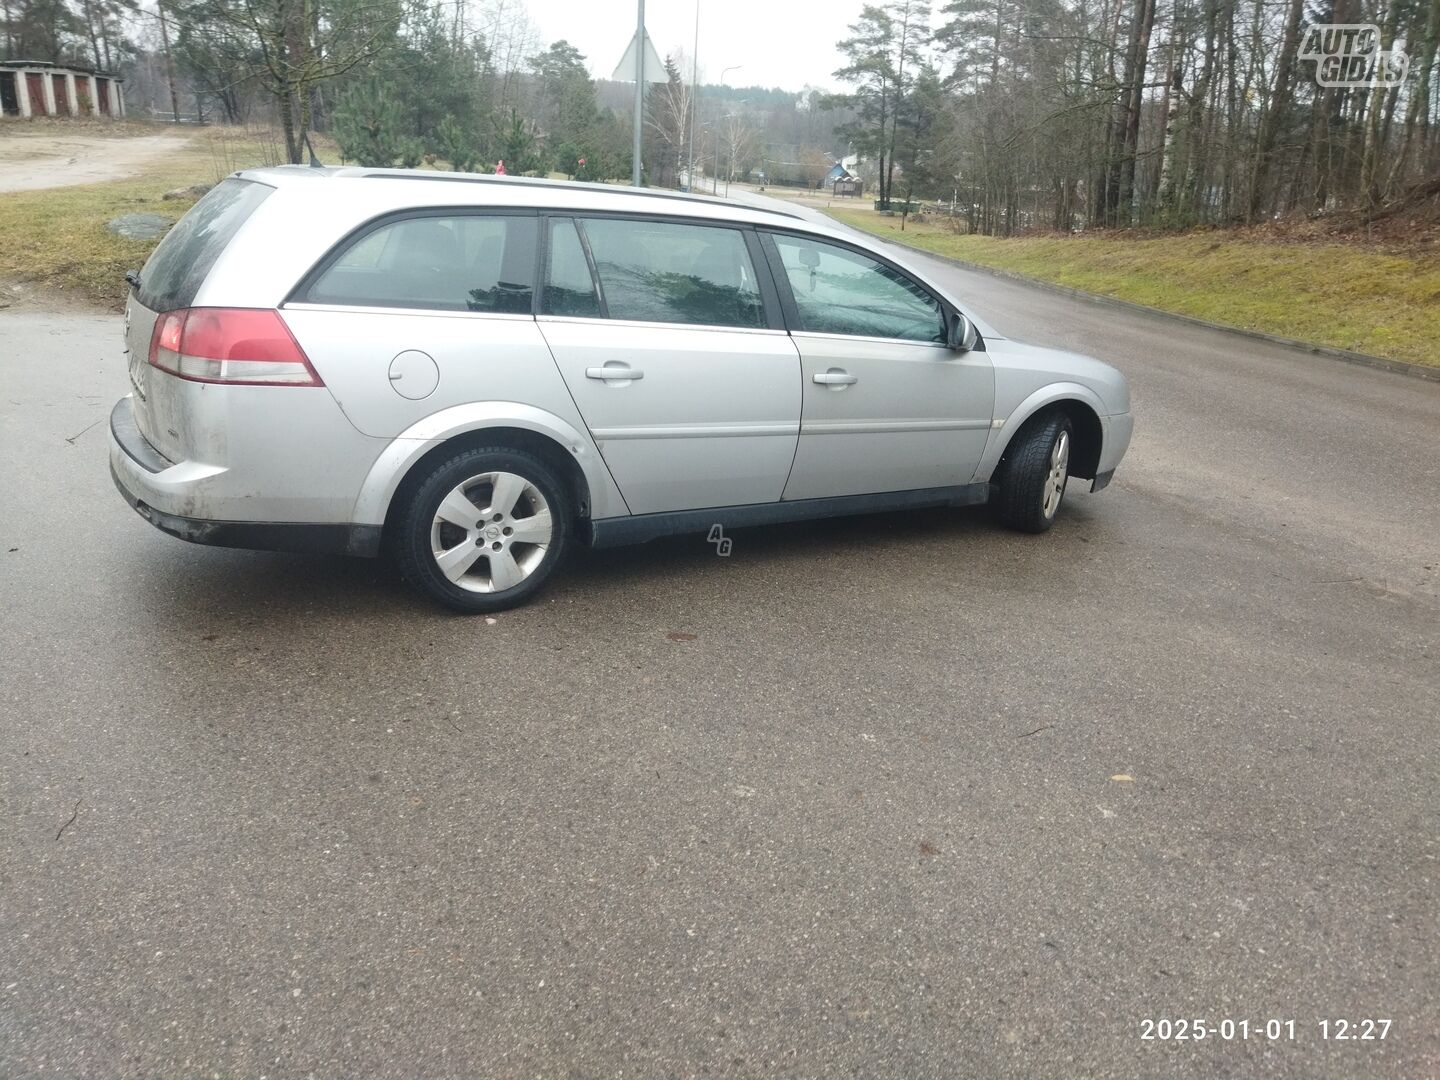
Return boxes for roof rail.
[346,168,804,220]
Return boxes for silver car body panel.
[538,316,802,515]
[283,306,580,440]
[110,165,1133,551]
[973,339,1133,484]
[109,383,386,523]
[350,399,628,527]
[781,331,996,501]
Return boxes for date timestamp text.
[1140,1018,1391,1042]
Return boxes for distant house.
[0,61,125,119]
[824,157,864,197]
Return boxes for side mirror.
[948,312,979,352]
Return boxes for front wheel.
[395,446,572,613]
[993,412,1073,533]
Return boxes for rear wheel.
[396,446,572,613]
[993,412,1073,533]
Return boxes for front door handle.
[812,370,858,386]
[586,365,644,381]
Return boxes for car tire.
[395,446,572,613]
[993,411,1073,534]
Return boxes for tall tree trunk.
[1157,50,1183,214]
[1361,0,1403,204]
[1391,0,1439,186]
[885,2,916,211]
[81,0,102,68]
[279,88,298,165]
[156,0,181,123]
[1247,0,1305,220]
[1117,0,1156,223]
[284,0,309,163]
[1185,0,1222,219]
[1104,0,1144,225]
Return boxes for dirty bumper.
[108,396,382,558]
[110,463,383,557]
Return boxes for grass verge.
[825,208,1440,367]
[0,125,301,310]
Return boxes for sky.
[526,0,861,93]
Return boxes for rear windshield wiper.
[124,269,141,291]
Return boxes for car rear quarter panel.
[280,308,584,441]
[111,384,389,523]
[349,401,629,526]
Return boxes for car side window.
[304,214,537,313]
[542,218,601,317]
[770,234,945,343]
[578,217,765,329]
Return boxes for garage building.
[0,61,125,119]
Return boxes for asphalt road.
[2,236,1437,1078]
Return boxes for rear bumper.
[110,398,382,557]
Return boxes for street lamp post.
[685,1,699,191]
[632,0,644,187]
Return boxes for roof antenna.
[303,131,324,168]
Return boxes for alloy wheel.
[429,470,553,593]
[1041,429,1069,519]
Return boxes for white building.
[0,61,125,120]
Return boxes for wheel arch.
[978,385,1107,484]
[352,403,627,532]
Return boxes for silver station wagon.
[110,168,1133,612]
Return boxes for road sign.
[611,29,666,84]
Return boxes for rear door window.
[303,214,537,313]
[577,217,765,329]
[138,178,273,312]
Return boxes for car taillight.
[148,308,323,386]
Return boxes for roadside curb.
[845,227,1440,383]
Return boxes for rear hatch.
[124,177,275,462]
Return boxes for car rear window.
[138,178,273,313]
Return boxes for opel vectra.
[110,168,1133,612]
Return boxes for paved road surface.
[2,230,1437,1078]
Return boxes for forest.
[833,0,1437,233]
[2,0,1437,234]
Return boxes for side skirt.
[587,483,992,549]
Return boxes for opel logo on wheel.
[485,525,501,540]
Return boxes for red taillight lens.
[148,308,322,386]
[155,311,184,353]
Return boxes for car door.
[762,231,995,503]
[537,215,801,516]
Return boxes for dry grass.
[0,124,313,309]
[824,208,1440,367]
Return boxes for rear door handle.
[812,370,858,386]
[586,365,644,381]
